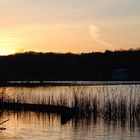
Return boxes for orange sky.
[0,0,140,55]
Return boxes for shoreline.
[0,81,140,87]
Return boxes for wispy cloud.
[88,24,112,47]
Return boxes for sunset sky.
[0,0,140,55]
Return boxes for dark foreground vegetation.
[0,49,140,82]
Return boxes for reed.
[0,86,140,120]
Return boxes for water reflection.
[0,84,140,139]
[0,111,140,140]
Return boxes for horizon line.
[0,48,140,56]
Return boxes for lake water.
[0,84,140,140]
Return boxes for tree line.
[0,49,140,81]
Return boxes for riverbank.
[1,81,140,87]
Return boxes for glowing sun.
[0,37,20,55]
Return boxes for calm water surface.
[0,84,140,140]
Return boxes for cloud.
[88,24,112,47]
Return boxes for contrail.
[88,24,112,47]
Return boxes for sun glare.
[0,37,20,55]
[0,49,16,56]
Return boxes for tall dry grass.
[0,85,140,119]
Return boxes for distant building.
[112,69,128,80]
